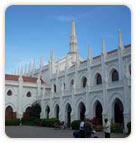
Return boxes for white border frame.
[0,0,135,143]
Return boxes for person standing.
[104,118,111,138]
[79,119,85,138]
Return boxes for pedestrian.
[103,118,111,138]
[79,118,85,138]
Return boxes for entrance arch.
[5,106,14,119]
[65,103,72,128]
[78,102,86,120]
[94,101,103,125]
[114,98,124,123]
[46,105,50,119]
[23,107,32,118]
[55,104,59,119]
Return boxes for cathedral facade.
[5,20,131,133]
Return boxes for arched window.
[96,73,102,85]
[26,91,31,97]
[129,65,131,75]
[7,90,12,96]
[54,84,56,93]
[112,69,119,82]
[46,105,50,119]
[63,83,65,90]
[82,76,87,88]
[70,79,74,88]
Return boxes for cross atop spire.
[69,20,78,54]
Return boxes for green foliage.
[127,122,131,134]
[5,119,20,126]
[21,117,37,126]
[41,118,60,127]
[31,101,41,118]
[111,123,123,133]
[71,120,81,130]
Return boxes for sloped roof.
[5,74,45,84]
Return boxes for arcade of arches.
[5,98,124,127]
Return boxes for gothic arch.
[54,104,60,119]
[5,106,14,119]
[93,100,103,125]
[77,101,86,120]
[63,98,72,108]
[95,73,102,85]
[23,104,32,112]
[67,75,75,89]
[5,103,16,112]
[108,93,124,123]
[65,103,72,127]
[78,72,88,88]
[45,105,50,119]
[107,64,119,82]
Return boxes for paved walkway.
[5,126,128,138]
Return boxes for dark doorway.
[5,106,14,119]
[95,101,103,125]
[79,102,86,120]
[46,106,50,119]
[114,99,124,123]
[55,104,59,119]
[67,104,72,128]
[24,107,32,118]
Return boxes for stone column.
[17,75,23,119]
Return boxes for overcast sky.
[5,5,131,74]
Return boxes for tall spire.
[102,37,106,55]
[69,20,78,53]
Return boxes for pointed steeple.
[102,37,106,55]
[118,30,124,50]
[69,20,78,53]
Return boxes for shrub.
[127,122,131,135]
[41,118,60,127]
[111,123,123,133]
[34,118,43,126]
[71,120,81,130]
[5,119,20,126]
[21,117,37,126]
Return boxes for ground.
[5,126,128,138]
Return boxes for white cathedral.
[5,20,131,133]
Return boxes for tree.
[31,101,41,118]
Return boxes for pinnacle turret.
[69,20,78,54]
